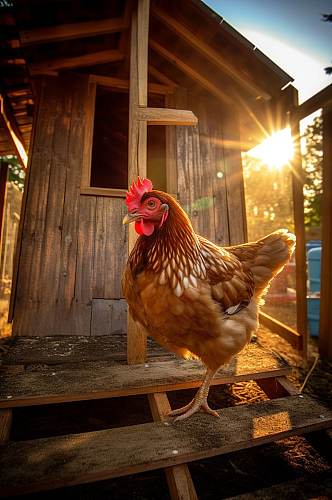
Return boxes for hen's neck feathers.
[130,193,206,288]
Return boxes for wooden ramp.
[0,337,331,498]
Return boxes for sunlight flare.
[247,128,294,170]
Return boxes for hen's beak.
[123,212,141,225]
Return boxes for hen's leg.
[168,367,220,421]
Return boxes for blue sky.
[204,0,332,102]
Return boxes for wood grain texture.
[148,393,198,500]
[149,39,232,106]
[89,74,172,95]
[13,74,91,336]
[21,17,128,46]
[138,107,197,126]
[222,110,247,245]
[127,1,150,363]
[259,312,302,350]
[30,50,124,75]
[0,343,289,408]
[288,86,307,359]
[2,333,169,365]
[319,103,332,359]
[91,299,127,336]
[175,89,229,245]
[0,396,331,496]
[151,6,269,100]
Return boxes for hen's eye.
[147,199,156,209]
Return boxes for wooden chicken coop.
[0,0,332,497]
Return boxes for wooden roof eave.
[151,5,271,101]
[189,0,293,88]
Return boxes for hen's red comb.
[126,177,153,211]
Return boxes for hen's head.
[123,177,179,236]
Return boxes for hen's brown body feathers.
[123,191,295,371]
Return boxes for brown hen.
[122,178,295,420]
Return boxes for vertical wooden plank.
[148,393,198,500]
[222,109,247,245]
[93,197,106,298]
[91,299,127,336]
[13,77,58,335]
[56,74,90,332]
[81,81,96,189]
[0,161,8,251]
[165,93,177,196]
[127,0,150,363]
[137,0,150,107]
[92,197,128,300]
[103,198,128,299]
[210,101,230,246]
[74,195,96,335]
[190,92,215,243]
[289,86,308,361]
[319,103,332,360]
[9,80,41,323]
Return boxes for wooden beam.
[288,85,308,361]
[0,161,8,258]
[319,103,332,360]
[259,312,303,350]
[152,7,270,100]
[148,64,178,88]
[89,74,172,95]
[127,0,150,364]
[30,50,124,75]
[0,93,27,168]
[292,83,332,121]
[20,17,129,46]
[149,39,232,106]
[138,107,197,125]
[148,393,198,500]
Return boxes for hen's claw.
[168,397,220,421]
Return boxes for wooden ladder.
[0,336,332,498]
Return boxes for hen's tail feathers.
[228,229,296,298]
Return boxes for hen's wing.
[227,229,296,296]
[199,236,255,312]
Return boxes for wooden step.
[226,468,332,499]
[0,343,289,408]
[0,395,331,497]
[2,333,170,365]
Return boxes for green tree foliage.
[0,156,25,191]
[242,156,294,241]
[302,115,323,228]
[322,14,332,74]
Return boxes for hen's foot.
[168,397,220,421]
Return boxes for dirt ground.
[1,326,332,499]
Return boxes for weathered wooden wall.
[173,88,246,247]
[12,75,246,337]
[13,74,128,336]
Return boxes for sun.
[247,128,294,170]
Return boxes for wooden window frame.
[80,79,128,198]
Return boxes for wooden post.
[0,409,12,444]
[319,103,332,359]
[127,0,150,364]
[0,161,8,253]
[148,393,198,500]
[289,86,308,362]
